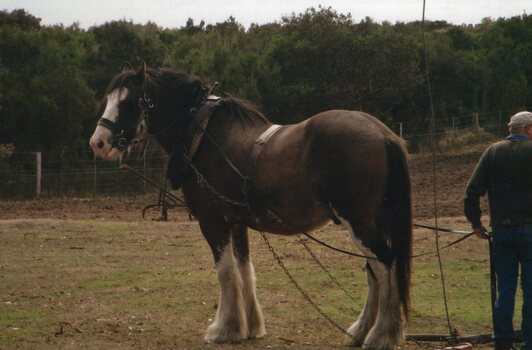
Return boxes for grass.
[0,216,523,349]
[416,128,498,154]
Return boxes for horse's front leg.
[231,225,266,339]
[200,219,248,343]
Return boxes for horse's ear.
[135,61,148,85]
[138,61,147,76]
[121,61,133,73]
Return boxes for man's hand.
[473,226,490,239]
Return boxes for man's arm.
[464,150,489,237]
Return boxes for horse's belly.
[247,199,331,235]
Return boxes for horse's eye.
[118,100,139,126]
[118,99,139,130]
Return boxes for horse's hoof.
[345,321,371,347]
[362,330,402,350]
[204,322,247,344]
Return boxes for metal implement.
[413,223,473,235]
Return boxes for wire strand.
[421,0,455,343]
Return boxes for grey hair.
[509,126,525,134]
[508,111,532,133]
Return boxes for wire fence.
[0,109,524,200]
[0,148,169,199]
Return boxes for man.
[464,110,532,350]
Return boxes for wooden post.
[452,117,455,136]
[399,122,403,137]
[93,158,97,195]
[59,153,63,196]
[35,152,41,196]
[143,155,147,194]
[498,111,503,137]
[472,112,480,131]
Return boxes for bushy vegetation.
[0,7,530,155]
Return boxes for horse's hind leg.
[231,225,266,339]
[363,258,403,349]
[345,262,379,346]
[200,220,248,343]
[338,217,404,350]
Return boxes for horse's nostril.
[97,140,105,149]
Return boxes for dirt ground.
[2,151,507,350]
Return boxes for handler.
[464,111,532,350]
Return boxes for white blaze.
[89,88,129,160]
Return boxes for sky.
[2,0,530,29]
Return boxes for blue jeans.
[492,225,532,350]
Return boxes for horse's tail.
[384,137,412,320]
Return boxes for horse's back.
[249,109,406,232]
[304,110,400,147]
[304,110,403,220]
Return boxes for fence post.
[35,151,41,196]
[472,112,480,132]
[93,158,97,195]
[498,111,503,137]
[144,155,147,194]
[452,117,455,136]
[59,153,63,197]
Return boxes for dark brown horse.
[89,64,412,349]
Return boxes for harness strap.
[186,95,223,161]
[97,118,128,150]
[245,124,283,181]
[97,118,121,134]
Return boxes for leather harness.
[169,95,283,189]
[244,124,283,181]
[185,95,223,161]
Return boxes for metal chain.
[259,231,355,339]
[187,155,473,260]
[181,149,467,347]
[183,155,249,208]
[184,155,358,340]
[296,236,360,306]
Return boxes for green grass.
[0,217,523,349]
[0,310,48,327]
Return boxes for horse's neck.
[151,100,270,162]
[150,110,189,155]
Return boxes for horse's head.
[89,63,150,161]
[90,64,211,161]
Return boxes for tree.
[257,7,421,123]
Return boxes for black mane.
[217,96,270,126]
[100,67,270,126]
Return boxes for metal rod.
[413,223,472,235]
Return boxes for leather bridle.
[96,82,153,151]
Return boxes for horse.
[89,63,412,349]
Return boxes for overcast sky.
[2,0,530,29]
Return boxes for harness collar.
[245,124,283,181]
[166,95,223,189]
[185,95,223,160]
